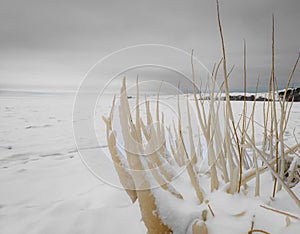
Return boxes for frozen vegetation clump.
[103,1,300,233]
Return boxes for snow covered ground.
[0,91,299,233]
[0,92,146,234]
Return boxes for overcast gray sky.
[0,0,299,92]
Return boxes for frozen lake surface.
[0,91,299,233]
[0,92,146,234]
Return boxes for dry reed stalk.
[259,205,299,220]
[135,78,142,142]
[241,166,268,186]
[251,80,260,196]
[205,200,215,217]
[250,215,255,231]
[246,135,300,208]
[208,63,229,180]
[241,39,247,182]
[191,54,219,191]
[282,99,294,134]
[176,94,188,167]
[191,51,206,135]
[103,96,138,203]
[284,143,300,156]
[179,124,205,203]
[262,97,267,149]
[187,95,197,165]
[277,53,300,190]
[216,0,243,193]
[248,229,270,234]
[269,15,280,198]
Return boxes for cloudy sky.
[0,0,299,92]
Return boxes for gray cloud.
[0,0,299,92]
